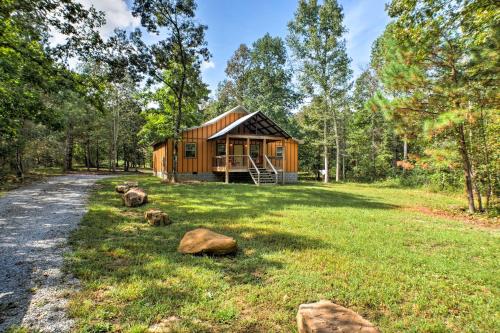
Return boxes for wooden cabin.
[152,106,300,185]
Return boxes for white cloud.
[50,0,140,46]
[200,60,215,71]
[79,0,140,38]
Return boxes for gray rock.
[297,300,379,333]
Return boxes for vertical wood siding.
[152,111,299,174]
[266,139,298,172]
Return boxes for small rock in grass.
[178,228,237,255]
[148,315,181,332]
[297,300,379,333]
[144,209,171,226]
[122,187,148,207]
[115,185,129,193]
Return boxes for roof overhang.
[207,111,292,141]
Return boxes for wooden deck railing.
[248,154,260,184]
[264,155,278,184]
[212,155,249,171]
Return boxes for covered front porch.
[207,110,293,185]
[211,135,285,185]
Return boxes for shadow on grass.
[71,177,399,284]
[137,180,399,224]
[70,205,327,286]
[66,177,400,330]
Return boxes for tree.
[346,69,394,181]
[288,0,352,182]
[207,35,300,133]
[374,0,499,213]
[244,34,300,133]
[133,0,210,182]
[295,97,325,180]
[0,0,105,178]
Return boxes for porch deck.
[213,155,283,185]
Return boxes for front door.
[250,143,260,166]
[233,144,244,167]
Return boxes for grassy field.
[66,175,499,332]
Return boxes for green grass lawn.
[67,175,499,333]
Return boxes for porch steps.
[249,167,277,185]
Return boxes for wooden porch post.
[225,135,229,184]
[246,137,250,168]
[282,139,286,184]
[263,138,267,168]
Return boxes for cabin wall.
[266,139,298,173]
[153,110,299,182]
[176,110,247,173]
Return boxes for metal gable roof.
[207,111,292,140]
[202,105,249,126]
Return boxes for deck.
[212,155,283,172]
[213,155,283,185]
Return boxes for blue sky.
[195,0,390,94]
[79,0,390,93]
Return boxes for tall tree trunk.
[402,136,408,176]
[342,154,345,180]
[323,116,329,183]
[111,109,119,173]
[370,114,376,181]
[15,145,24,180]
[479,107,493,211]
[96,138,100,171]
[456,124,475,213]
[333,116,340,182]
[474,181,483,212]
[85,136,91,171]
[403,136,408,160]
[108,145,112,172]
[63,123,74,171]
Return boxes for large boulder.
[297,300,379,333]
[145,209,171,226]
[123,187,148,207]
[178,228,237,255]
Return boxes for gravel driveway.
[0,174,112,332]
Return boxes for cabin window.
[216,143,226,156]
[184,143,196,158]
[276,146,283,158]
[250,144,260,159]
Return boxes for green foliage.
[346,69,395,181]
[133,0,210,140]
[207,34,300,134]
[374,0,499,212]
[287,0,352,182]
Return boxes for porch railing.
[212,155,249,170]
[264,155,278,184]
[248,154,260,185]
